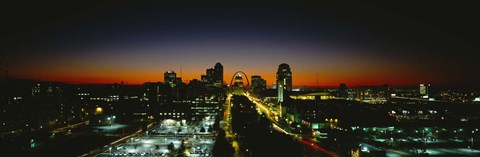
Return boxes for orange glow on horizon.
[13,61,436,87]
[21,71,424,87]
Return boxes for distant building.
[354,85,389,104]
[144,82,168,103]
[251,75,266,94]
[338,83,348,99]
[163,70,185,100]
[213,62,223,87]
[201,63,224,88]
[201,74,209,83]
[206,68,214,82]
[419,83,430,98]
[164,71,177,87]
[277,63,292,103]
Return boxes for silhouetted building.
[164,71,177,88]
[277,63,292,103]
[201,63,224,88]
[144,82,168,103]
[186,79,205,100]
[201,74,209,83]
[163,71,186,100]
[206,68,215,83]
[338,83,348,99]
[213,62,223,87]
[251,75,266,95]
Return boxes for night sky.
[1,1,479,87]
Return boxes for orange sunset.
[1,1,480,157]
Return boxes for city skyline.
[1,1,479,87]
[2,2,480,156]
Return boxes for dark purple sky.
[1,1,479,87]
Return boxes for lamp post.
[107,117,112,126]
[109,147,112,155]
[472,130,475,152]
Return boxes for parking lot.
[94,118,216,157]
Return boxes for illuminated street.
[2,1,480,157]
[223,94,243,157]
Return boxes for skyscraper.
[338,83,348,99]
[164,71,177,87]
[277,63,292,103]
[213,62,223,87]
[206,68,215,83]
[251,75,266,94]
[214,63,223,82]
[202,63,224,88]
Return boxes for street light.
[107,117,112,126]
[109,147,112,155]
[246,149,251,157]
[472,130,475,152]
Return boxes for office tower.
[202,62,224,88]
[251,75,266,94]
[277,63,292,103]
[164,71,177,87]
[213,62,223,87]
[338,83,348,99]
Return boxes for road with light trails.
[52,120,90,134]
[244,92,342,157]
[244,93,300,136]
[224,94,244,157]
[244,93,279,126]
[299,139,339,157]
